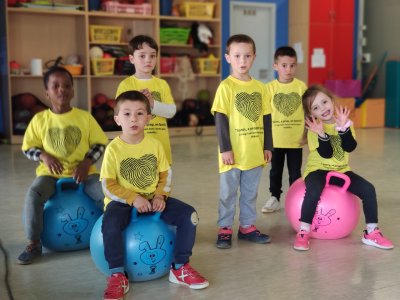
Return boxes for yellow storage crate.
[180,2,215,18]
[194,54,219,74]
[91,58,116,76]
[90,25,122,43]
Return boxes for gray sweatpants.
[23,174,103,241]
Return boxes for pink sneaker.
[362,228,394,250]
[103,273,129,300]
[169,263,209,289]
[293,230,310,251]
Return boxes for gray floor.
[0,128,399,300]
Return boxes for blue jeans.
[23,174,104,241]
[218,166,263,227]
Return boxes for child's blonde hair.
[302,85,335,116]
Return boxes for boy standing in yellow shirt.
[211,34,273,249]
[261,46,307,213]
[116,35,176,165]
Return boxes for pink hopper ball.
[285,171,360,239]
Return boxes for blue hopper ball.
[90,208,176,282]
[41,178,102,252]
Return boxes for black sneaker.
[216,227,233,249]
[17,243,42,265]
[238,225,271,244]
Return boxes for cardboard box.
[334,97,356,120]
[359,98,385,128]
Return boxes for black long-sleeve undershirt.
[316,128,357,158]
[215,112,273,153]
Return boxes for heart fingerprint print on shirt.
[235,92,262,122]
[120,154,158,189]
[273,92,301,117]
[47,126,81,157]
[330,135,345,161]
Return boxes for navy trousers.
[102,197,198,269]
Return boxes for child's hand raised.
[305,116,325,137]
[334,105,350,128]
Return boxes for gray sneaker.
[17,243,42,265]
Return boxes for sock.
[300,222,311,233]
[173,263,184,270]
[110,267,125,275]
[366,223,378,234]
[239,225,256,234]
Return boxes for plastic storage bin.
[90,25,122,43]
[160,56,177,74]
[180,2,215,18]
[194,54,219,74]
[102,1,152,14]
[160,27,190,45]
[91,58,116,75]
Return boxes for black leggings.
[269,148,303,200]
[300,170,378,224]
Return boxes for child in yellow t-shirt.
[261,46,307,213]
[101,90,208,299]
[293,85,393,251]
[115,35,176,165]
[211,34,273,249]
[18,66,108,265]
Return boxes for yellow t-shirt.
[303,123,355,178]
[100,136,170,209]
[116,75,174,164]
[211,76,272,173]
[22,107,108,177]
[266,78,307,148]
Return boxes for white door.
[230,1,276,82]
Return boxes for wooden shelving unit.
[4,0,220,143]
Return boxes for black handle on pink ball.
[324,171,351,192]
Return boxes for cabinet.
[4,0,221,143]
[385,61,400,128]
[289,0,355,85]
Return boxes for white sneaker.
[261,196,280,213]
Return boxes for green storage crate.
[160,27,190,45]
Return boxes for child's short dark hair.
[128,35,159,54]
[225,34,256,54]
[114,90,151,115]
[274,46,297,62]
[302,85,335,116]
[43,66,73,89]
